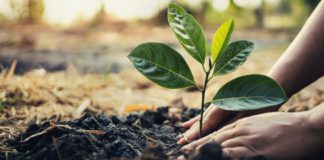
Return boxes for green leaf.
[0,102,3,111]
[128,42,196,89]
[214,40,254,76]
[211,19,234,63]
[212,74,287,111]
[168,3,206,64]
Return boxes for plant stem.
[199,67,211,138]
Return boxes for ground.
[0,25,323,159]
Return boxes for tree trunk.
[254,0,265,28]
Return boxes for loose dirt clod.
[1,107,202,160]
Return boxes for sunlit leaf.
[168,3,206,64]
[128,43,196,89]
[211,19,234,63]
[124,104,155,113]
[214,40,254,76]
[212,74,287,111]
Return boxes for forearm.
[268,1,324,98]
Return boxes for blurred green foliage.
[154,0,318,30]
[26,0,45,24]
[203,0,315,29]
[1,0,44,24]
[204,2,255,28]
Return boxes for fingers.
[221,136,249,148]
[214,122,236,133]
[177,122,200,144]
[180,105,220,129]
[178,118,217,144]
[180,106,214,129]
[178,107,229,144]
[181,132,214,153]
[213,123,249,144]
[191,123,235,150]
[180,115,200,129]
[214,127,240,144]
[223,146,257,158]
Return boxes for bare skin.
[182,103,324,159]
[178,1,324,158]
[219,103,324,159]
[177,104,277,144]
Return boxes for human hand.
[177,104,278,144]
[182,110,324,160]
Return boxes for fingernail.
[177,138,184,144]
[176,134,182,140]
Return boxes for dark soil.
[1,107,207,160]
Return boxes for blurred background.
[0,0,321,74]
[0,0,323,116]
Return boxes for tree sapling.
[128,3,287,138]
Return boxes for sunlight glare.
[212,0,230,12]
[43,0,102,26]
[104,0,171,20]
[0,0,10,16]
[43,0,171,26]
[233,0,262,9]
[1,0,254,26]
[184,0,200,7]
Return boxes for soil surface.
[0,26,290,74]
[1,107,203,160]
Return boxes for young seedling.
[128,3,287,138]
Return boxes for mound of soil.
[2,107,207,160]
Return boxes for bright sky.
[104,0,171,20]
[0,0,280,26]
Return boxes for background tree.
[26,0,44,24]
[253,0,265,28]
[90,3,107,27]
[8,0,44,24]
